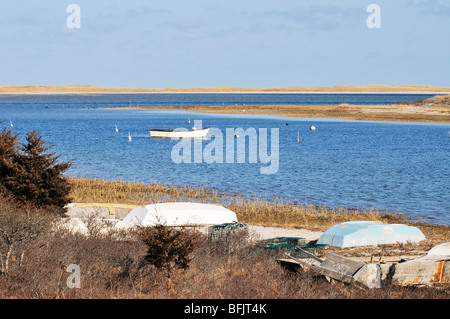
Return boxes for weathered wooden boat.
[149,127,210,138]
[279,249,450,288]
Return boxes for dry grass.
[0,177,448,299]
[401,94,450,107]
[68,177,449,242]
[68,177,226,205]
[68,177,449,268]
[68,177,406,230]
[1,226,449,299]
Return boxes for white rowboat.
[150,127,210,138]
[115,202,238,228]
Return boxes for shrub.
[138,225,200,290]
[0,192,55,274]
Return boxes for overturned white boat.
[427,242,450,256]
[316,221,426,248]
[115,202,238,228]
[149,126,210,138]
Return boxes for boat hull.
[115,202,238,227]
[150,127,210,138]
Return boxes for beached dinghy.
[316,221,426,248]
[149,127,210,138]
[115,202,238,228]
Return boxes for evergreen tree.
[0,128,19,183]
[0,128,73,215]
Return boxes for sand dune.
[1,84,450,94]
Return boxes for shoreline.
[113,102,450,123]
[1,91,450,95]
[2,85,448,122]
[1,84,450,95]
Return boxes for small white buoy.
[128,132,132,142]
[310,125,316,131]
[115,125,118,132]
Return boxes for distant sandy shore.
[118,95,450,123]
[3,85,449,122]
[1,84,450,95]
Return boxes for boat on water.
[149,126,210,138]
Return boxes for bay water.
[1,93,449,225]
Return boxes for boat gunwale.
[150,126,211,132]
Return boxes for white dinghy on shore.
[115,202,238,228]
[316,221,426,248]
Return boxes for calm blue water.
[1,93,449,225]
[0,92,438,108]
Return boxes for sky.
[0,0,449,88]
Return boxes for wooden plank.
[284,252,365,284]
[310,264,354,284]
[276,258,301,272]
[351,255,422,264]
[392,258,449,285]
[283,254,321,270]
[321,253,363,277]
[325,253,363,270]
[292,247,324,263]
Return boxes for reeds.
[68,177,226,205]
[68,177,412,232]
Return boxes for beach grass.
[68,177,450,258]
[68,177,445,232]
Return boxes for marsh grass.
[68,177,449,255]
[68,177,439,233]
[68,177,225,206]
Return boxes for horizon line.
[1,84,450,95]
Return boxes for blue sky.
[0,0,449,88]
